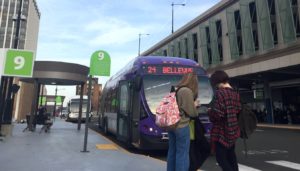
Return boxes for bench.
[23,114,53,133]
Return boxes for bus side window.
[104,97,108,112]
[111,89,117,112]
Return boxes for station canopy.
[20,61,89,85]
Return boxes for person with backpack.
[167,72,199,171]
[189,116,211,171]
[208,70,241,171]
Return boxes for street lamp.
[138,33,150,56]
[171,2,185,33]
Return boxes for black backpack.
[238,104,257,139]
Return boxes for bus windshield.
[143,75,214,114]
[69,99,88,113]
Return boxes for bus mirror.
[134,75,142,90]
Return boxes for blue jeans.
[167,125,190,171]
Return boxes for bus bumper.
[138,134,168,150]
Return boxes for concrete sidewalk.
[0,119,166,171]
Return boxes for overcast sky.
[35,0,220,104]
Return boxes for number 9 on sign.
[14,56,25,70]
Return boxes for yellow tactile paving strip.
[96,144,119,150]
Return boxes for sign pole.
[82,75,92,152]
[81,50,110,153]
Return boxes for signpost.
[89,50,111,76]
[3,49,34,77]
[82,50,111,152]
[0,48,35,138]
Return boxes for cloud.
[85,17,148,46]
[36,0,221,89]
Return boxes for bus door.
[130,88,140,146]
[117,80,132,142]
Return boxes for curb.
[257,124,300,130]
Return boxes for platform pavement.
[0,119,166,171]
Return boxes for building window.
[216,20,223,61]
[249,2,259,51]
[291,0,300,37]
[178,41,181,57]
[163,49,167,56]
[171,45,175,56]
[234,10,243,56]
[111,89,117,112]
[192,33,198,62]
[268,0,278,45]
[205,27,212,64]
[184,38,188,59]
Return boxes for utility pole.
[53,86,58,119]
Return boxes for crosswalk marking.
[266,160,300,170]
[238,164,262,171]
[211,160,300,171]
[204,160,300,171]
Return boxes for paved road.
[90,121,300,171]
[195,127,300,171]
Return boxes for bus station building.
[142,0,300,125]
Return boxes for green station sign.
[1,49,35,77]
[89,50,111,76]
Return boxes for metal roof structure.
[20,61,89,85]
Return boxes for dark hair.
[176,72,198,98]
[210,70,229,87]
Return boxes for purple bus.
[98,56,213,150]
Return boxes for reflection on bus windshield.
[143,75,213,114]
[70,100,88,113]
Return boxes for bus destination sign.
[143,65,194,75]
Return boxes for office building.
[0,0,40,123]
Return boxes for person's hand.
[194,99,200,107]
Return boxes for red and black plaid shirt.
[209,87,241,148]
